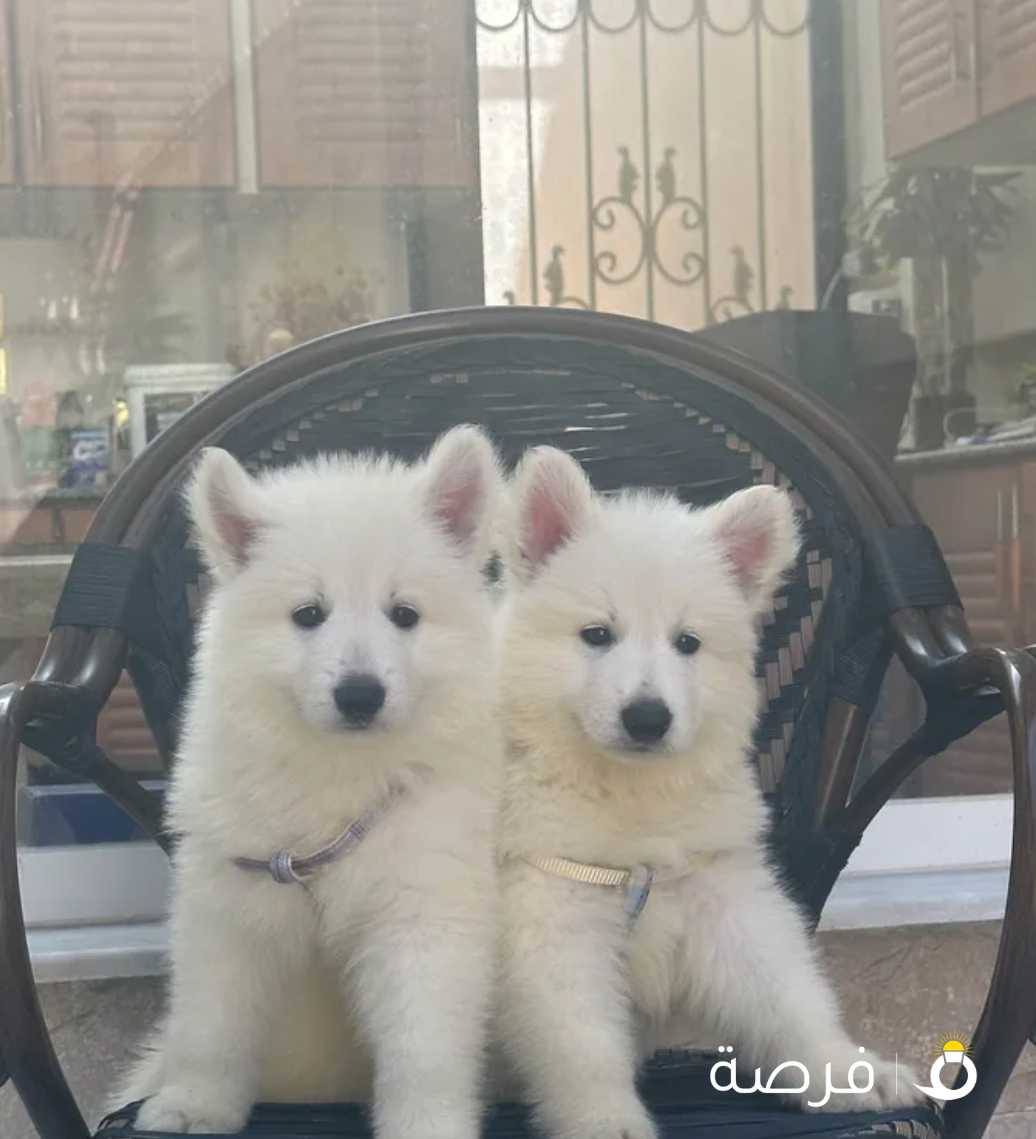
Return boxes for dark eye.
[389,603,420,630]
[580,624,614,648]
[674,631,702,656]
[292,603,327,629]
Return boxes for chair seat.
[96,1052,943,1139]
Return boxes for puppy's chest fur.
[502,743,764,872]
[623,868,729,1028]
[502,743,768,1039]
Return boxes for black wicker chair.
[2,307,1034,1139]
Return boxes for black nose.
[334,674,386,726]
[621,698,672,745]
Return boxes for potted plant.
[848,167,1018,450]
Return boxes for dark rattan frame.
[1,307,1034,1139]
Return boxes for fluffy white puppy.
[495,446,920,1139]
[123,426,503,1139]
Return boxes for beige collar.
[522,853,688,924]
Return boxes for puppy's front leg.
[678,854,921,1113]
[341,892,494,1139]
[499,868,657,1139]
[131,865,310,1134]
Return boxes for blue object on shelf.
[18,781,166,846]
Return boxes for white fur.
[495,448,921,1139]
[122,427,504,1139]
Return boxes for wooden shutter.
[904,463,1018,794]
[0,0,13,183]
[15,0,234,187]
[880,0,979,157]
[252,0,476,189]
[977,0,1036,117]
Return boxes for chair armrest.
[20,628,169,852]
[844,647,1036,1139]
[938,649,1036,1137]
[0,680,91,1139]
[21,715,169,853]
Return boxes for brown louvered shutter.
[252,0,476,189]
[880,0,979,157]
[0,0,13,183]
[978,0,1036,117]
[15,0,234,187]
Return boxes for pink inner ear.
[216,507,258,566]
[522,482,571,567]
[433,472,482,547]
[720,522,772,593]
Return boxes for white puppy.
[124,426,503,1138]
[495,447,919,1139]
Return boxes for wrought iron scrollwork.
[506,150,793,319]
[474,0,809,36]
[529,146,706,306]
[652,147,706,287]
[591,146,706,289]
[707,247,795,322]
[591,147,649,287]
[708,245,754,323]
[543,246,590,308]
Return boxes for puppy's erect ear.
[511,446,595,582]
[707,484,799,611]
[422,425,501,560]
[187,448,264,582]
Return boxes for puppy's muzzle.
[334,674,387,728]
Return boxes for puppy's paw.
[857,1057,925,1111]
[135,1087,249,1134]
[799,1054,925,1113]
[374,1098,481,1139]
